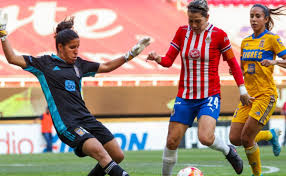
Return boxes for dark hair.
[252,4,286,31]
[54,17,79,51]
[187,0,209,17]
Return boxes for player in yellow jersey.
[229,4,286,176]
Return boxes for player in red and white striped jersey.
[147,0,253,175]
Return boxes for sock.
[162,146,177,176]
[88,163,106,176]
[255,130,272,142]
[209,134,230,155]
[104,161,129,176]
[245,143,261,176]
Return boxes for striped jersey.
[170,24,235,99]
[241,29,286,97]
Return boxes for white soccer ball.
[177,166,203,176]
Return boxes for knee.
[229,134,241,146]
[198,133,214,146]
[88,147,108,161]
[241,134,253,147]
[166,137,180,150]
[113,151,125,163]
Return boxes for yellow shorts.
[232,94,276,125]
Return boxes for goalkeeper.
[0,12,150,176]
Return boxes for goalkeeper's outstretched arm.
[97,37,150,73]
[0,10,26,68]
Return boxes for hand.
[261,59,277,67]
[239,84,254,106]
[124,37,151,61]
[146,51,161,63]
[240,93,255,106]
[0,10,8,41]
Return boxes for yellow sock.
[255,130,272,142]
[245,144,261,176]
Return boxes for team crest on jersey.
[247,64,255,74]
[189,49,200,60]
[277,38,284,46]
[259,39,265,47]
[74,127,89,136]
[205,36,211,43]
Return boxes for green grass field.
[0,146,285,176]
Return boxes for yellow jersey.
[241,29,286,97]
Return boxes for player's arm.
[261,35,286,68]
[224,51,254,106]
[0,11,26,68]
[275,55,286,68]
[261,54,286,68]
[147,27,181,67]
[146,45,179,67]
[221,31,254,105]
[1,39,27,68]
[97,37,150,73]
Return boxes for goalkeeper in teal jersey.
[0,12,150,176]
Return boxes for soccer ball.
[177,166,203,176]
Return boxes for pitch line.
[180,163,280,174]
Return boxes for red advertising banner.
[0,0,189,78]
[0,0,285,84]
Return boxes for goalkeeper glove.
[124,37,151,62]
[0,10,8,42]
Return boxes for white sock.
[162,146,177,176]
[209,134,230,155]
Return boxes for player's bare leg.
[241,117,263,176]
[162,122,188,176]
[199,115,243,174]
[83,138,129,176]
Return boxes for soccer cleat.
[269,128,281,156]
[251,175,263,176]
[226,145,243,174]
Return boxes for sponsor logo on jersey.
[53,66,61,71]
[233,108,239,118]
[65,80,76,91]
[224,36,229,42]
[247,64,255,74]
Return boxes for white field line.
[0,163,280,174]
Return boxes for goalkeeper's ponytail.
[55,17,79,51]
